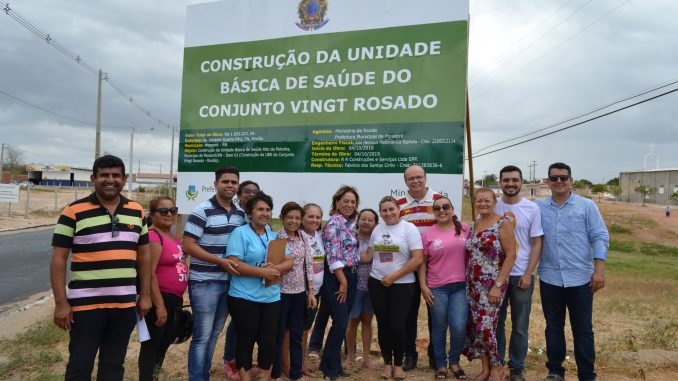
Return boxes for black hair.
[215,166,240,182]
[499,165,523,181]
[245,191,273,215]
[548,162,571,177]
[237,180,260,196]
[357,208,379,224]
[92,155,125,176]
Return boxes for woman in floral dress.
[464,188,516,381]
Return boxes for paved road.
[0,228,53,309]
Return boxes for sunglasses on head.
[432,204,452,212]
[548,175,570,182]
[155,207,179,216]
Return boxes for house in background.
[26,164,92,186]
[620,168,678,204]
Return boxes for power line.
[471,0,632,101]
[472,86,678,158]
[0,1,177,130]
[475,77,678,153]
[0,88,129,129]
[470,0,587,87]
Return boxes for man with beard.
[494,165,543,381]
[51,154,152,380]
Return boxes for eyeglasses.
[240,188,259,195]
[405,175,425,182]
[432,204,452,212]
[155,207,179,216]
[548,175,570,182]
[111,215,120,237]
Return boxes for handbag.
[171,305,193,344]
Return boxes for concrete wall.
[620,169,678,204]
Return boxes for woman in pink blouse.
[138,197,188,381]
[419,197,470,380]
[272,202,317,381]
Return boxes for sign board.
[178,0,469,214]
[0,184,20,203]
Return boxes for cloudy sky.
[0,0,676,183]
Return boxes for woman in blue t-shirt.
[226,192,293,381]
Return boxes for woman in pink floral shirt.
[272,202,317,381]
[319,186,360,380]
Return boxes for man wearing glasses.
[494,165,543,381]
[183,166,246,381]
[536,163,608,381]
[51,154,152,380]
[396,164,443,371]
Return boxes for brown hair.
[280,201,304,219]
[329,185,360,219]
[149,196,174,213]
[433,196,462,236]
[303,203,324,231]
[473,187,497,201]
[379,195,398,209]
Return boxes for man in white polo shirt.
[396,164,443,371]
[494,165,543,381]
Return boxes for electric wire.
[472,86,678,158]
[1,1,177,130]
[475,77,678,153]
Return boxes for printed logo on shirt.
[379,252,394,262]
[431,239,443,250]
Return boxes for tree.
[607,177,619,186]
[591,184,606,202]
[608,185,622,203]
[2,145,26,174]
[573,179,593,189]
[670,192,678,203]
[634,184,657,207]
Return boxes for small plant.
[609,240,636,253]
[608,223,632,234]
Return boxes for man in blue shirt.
[536,163,608,381]
[183,166,246,381]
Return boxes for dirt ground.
[1,198,677,380]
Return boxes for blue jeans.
[540,280,596,381]
[308,288,330,352]
[188,281,230,381]
[429,282,467,368]
[497,275,534,370]
[319,266,357,378]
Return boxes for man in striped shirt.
[396,165,443,371]
[51,154,152,380]
[183,166,246,381]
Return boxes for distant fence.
[0,185,175,219]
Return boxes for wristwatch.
[494,280,503,289]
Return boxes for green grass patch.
[608,223,632,234]
[639,242,678,256]
[607,250,678,282]
[609,240,636,253]
[0,321,66,379]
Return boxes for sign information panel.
[178,0,469,213]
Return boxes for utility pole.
[95,70,104,160]
[168,126,176,197]
[128,129,134,194]
[0,143,5,183]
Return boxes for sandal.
[302,367,316,377]
[436,370,448,379]
[451,368,467,379]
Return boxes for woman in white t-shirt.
[362,196,423,380]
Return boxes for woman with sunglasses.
[138,197,188,381]
[419,197,469,380]
[363,196,423,380]
[463,188,516,381]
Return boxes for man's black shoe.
[402,356,417,371]
[429,356,436,370]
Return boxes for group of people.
[50,155,608,381]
